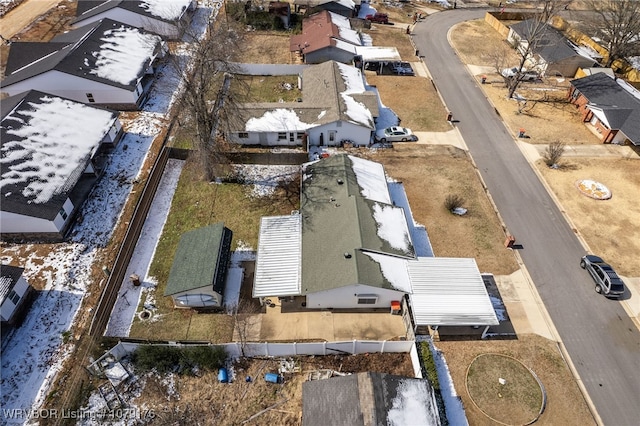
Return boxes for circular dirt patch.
[466,354,545,425]
[575,179,611,200]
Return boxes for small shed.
[164,223,233,309]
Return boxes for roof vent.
[344,252,352,259]
[337,179,344,185]
[330,197,335,202]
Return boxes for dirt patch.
[360,144,519,275]
[436,334,596,426]
[537,157,640,277]
[123,353,413,425]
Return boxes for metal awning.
[407,257,499,326]
[253,215,302,298]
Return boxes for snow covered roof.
[0,265,25,305]
[303,372,441,426]
[1,19,162,90]
[75,0,193,24]
[300,154,415,295]
[408,257,499,326]
[231,61,377,133]
[253,215,302,298]
[1,90,119,219]
[290,10,362,55]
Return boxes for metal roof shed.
[407,257,498,335]
[253,214,302,299]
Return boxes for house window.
[278,132,287,140]
[289,132,295,142]
[238,132,249,139]
[59,208,68,221]
[8,290,20,305]
[296,132,304,140]
[86,93,95,103]
[329,131,336,142]
[357,295,378,305]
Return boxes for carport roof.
[253,215,302,298]
[355,46,401,62]
[408,257,499,326]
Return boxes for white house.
[0,18,165,109]
[164,223,233,309]
[253,154,499,334]
[74,0,196,40]
[1,90,122,240]
[1,265,34,326]
[228,61,379,147]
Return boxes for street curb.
[432,21,605,426]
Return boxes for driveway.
[413,9,640,426]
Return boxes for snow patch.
[372,203,412,254]
[139,0,192,20]
[388,379,441,426]
[349,155,391,203]
[245,109,316,132]
[363,251,411,292]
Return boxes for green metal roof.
[164,223,232,296]
[300,154,414,294]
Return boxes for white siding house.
[1,19,165,109]
[74,0,196,40]
[1,90,122,240]
[228,61,379,147]
[1,265,33,325]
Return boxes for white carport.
[253,214,302,300]
[407,257,499,338]
[355,46,402,74]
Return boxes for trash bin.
[518,128,526,138]
[481,75,487,84]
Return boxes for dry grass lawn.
[450,20,599,144]
[362,144,519,275]
[243,31,293,64]
[437,334,596,426]
[537,157,640,277]
[128,353,413,425]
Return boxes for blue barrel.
[264,373,281,384]
[218,368,228,383]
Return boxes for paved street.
[413,9,640,426]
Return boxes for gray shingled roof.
[1,90,118,221]
[164,223,233,296]
[571,73,640,144]
[0,265,25,305]
[229,61,377,133]
[1,19,159,91]
[302,372,441,426]
[510,19,587,63]
[74,0,191,25]
[300,154,415,294]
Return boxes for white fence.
[90,339,418,373]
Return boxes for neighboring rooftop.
[302,372,441,426]
[0,265,25,305]
[290,10,362,54]
[233,61,377,133]
[1,90,118,219]
[75,0,193,23]
[571,72,640,144]
[2,18,161,90]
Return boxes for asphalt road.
[413,9,640,426]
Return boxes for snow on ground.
[0,3,220,424]
[430,340,469,426]
[104,159,184,337]
[233,164,298,197]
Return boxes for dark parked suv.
[580,255,625,298]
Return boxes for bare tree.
[168,15,244,181]
[505,0,571,99]
[582,0,640,68]
[542,140,566,167]
[484,44,512,75]
[231,299,262,357]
